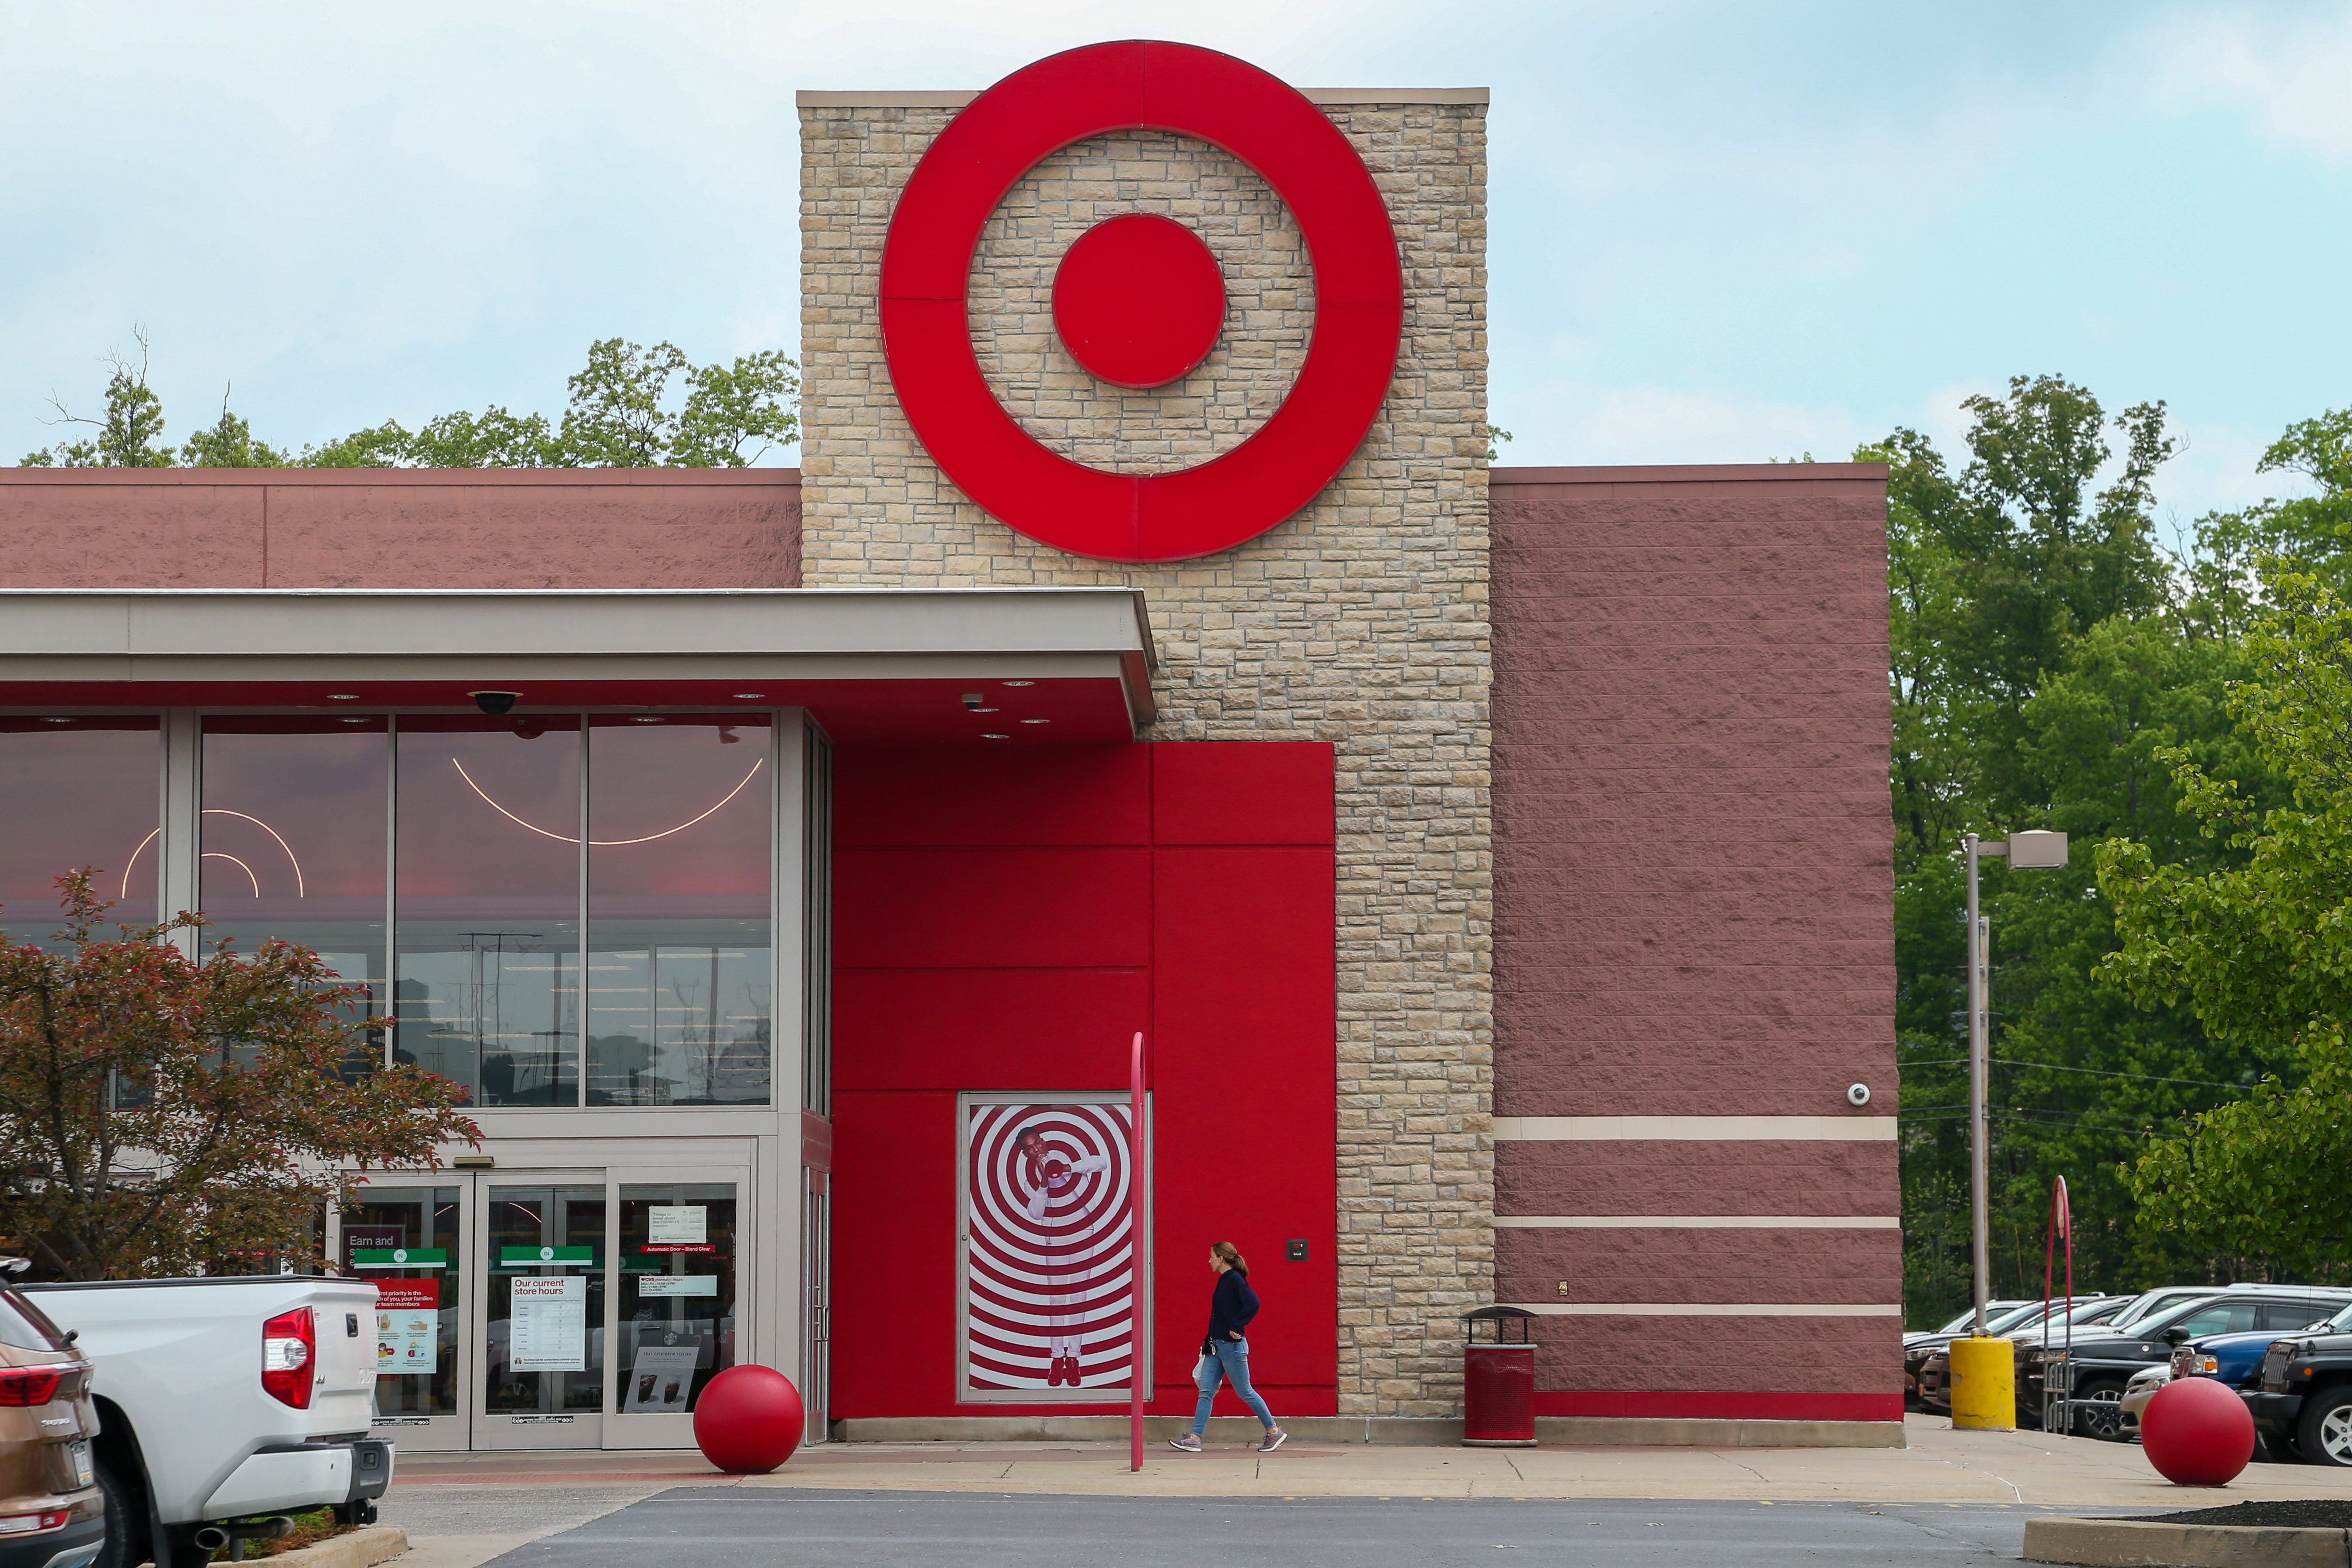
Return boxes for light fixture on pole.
[1948,829,2067,1433]
[1964,828,2067,1335]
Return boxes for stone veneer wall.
[798,89,1490,1418]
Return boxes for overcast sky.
[4,1,2347,524]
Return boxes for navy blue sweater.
[1203,1268,1260,1352]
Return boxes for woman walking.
[1168,1241,1286,1453]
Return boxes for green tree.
[304,338,799,468]
[2102,563,2352,1280]
[1871,376,2275,1320]
[20,334,174,468]
[180,392,289,468]
[19,334,799,471]
[0,874,478,1279]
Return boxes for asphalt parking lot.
[463,1488,2063,1566]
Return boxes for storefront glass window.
[617,1182,737,1412]
[395,717,581,1107]
[485,1184,605,1415]
[201,718,389,1021]
[0,717,159,951]
[344,1186,461,1414]
[586,717,772,1106]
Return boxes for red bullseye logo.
[880,40,1404,563]
[1052,214,1227,390]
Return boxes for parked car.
[0,1263,103,1568]
[1904,1301,2037,1410]
[2023,1285,2352,1441]
[2250,1320,2352,1467]
[21,1276,392,1568]
[2020,1285,2262,1433]
[1912,1297,2122,1416]
[2119,1299,2352,1453]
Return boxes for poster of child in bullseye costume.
[960,1098,1141,1402]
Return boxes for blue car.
[2127,1300,2352,1458]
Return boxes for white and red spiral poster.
[960,1097,1145,1401]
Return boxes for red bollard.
[2141,1376,2254,1487]
[693,1365,805,1474]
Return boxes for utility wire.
[1899,1056,2252,1091]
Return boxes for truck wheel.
[89,1464,137,1568]
[2298,1386,2352,1467]
[2071,1378,2129,1441]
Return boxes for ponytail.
[1212,1240,1248,1275]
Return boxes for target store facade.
[0,43,1899,1448]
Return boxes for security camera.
[469,691,521,716]
[1847,1082,1872,1108]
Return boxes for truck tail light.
[0,1511,71,1535]
[0,1368,62,1406]
[262,1306,315,1408]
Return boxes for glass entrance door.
[346,1184,467,1452]
[607,1177,742,1446]
[475,1175,607,1450]
[348,1163,753,1450]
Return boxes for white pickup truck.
[22,1278,390,1568]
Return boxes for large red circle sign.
[880,40,1404,564]
[1053,214,1227,390]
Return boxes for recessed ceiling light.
[1021,718,1051,725]
[41,717,73,724]
[733,693,766,699]
[632,716,664,723]
[981,733,1011,740]
[328,694,360,700]
[971,706,1000,713]
[1002,680,1035,688]
[339,717,368,724]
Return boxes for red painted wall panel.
[1152,743,1336,845]
[825,740,1338,1421]
[827,1089,962,1418]
[1149,845,1339,1405]
[832,847,1151,969]
[834,969,1151,1092]
[836,745,1150,847]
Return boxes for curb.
[251,1525,409,1568]
[2025,1516,2351,1567]
[831,1414,1905,1449]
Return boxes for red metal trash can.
[1462,1306,1536,1447]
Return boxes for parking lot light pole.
[1964,830,2068,1337]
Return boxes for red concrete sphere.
[692,1365,804,1474]
[2141,1375,2254,1486]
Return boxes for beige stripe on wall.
[1493,1215,1900,1229]
[1491,1116,1896,1141]
[1504,1302,1905,1317]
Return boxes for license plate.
[68,1439,92,1489]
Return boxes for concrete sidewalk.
[387,1415,2352,1507]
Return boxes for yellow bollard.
[1948,1336,2016,1430]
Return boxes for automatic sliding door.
[477,1178,606,1449]
[347,1184,467,1452]
[607,1176,742,1446]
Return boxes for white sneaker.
[1167,1434,1203,1452]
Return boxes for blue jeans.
[1191,1337,1277,1434]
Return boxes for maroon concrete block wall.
[0,469,800,588]
[1488,463,1899,1420]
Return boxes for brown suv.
[0,1262,101,1568]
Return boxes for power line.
[1895,1108,2189,1138]
[1899,1056,2252,1091]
